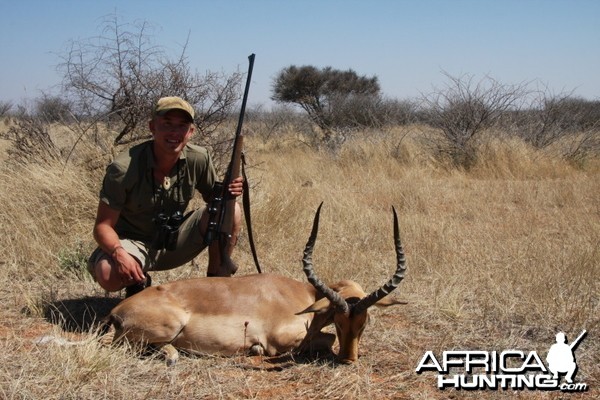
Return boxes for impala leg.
[98,323,116,346]
[158,343,180,366]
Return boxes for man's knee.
[94,259,122,292]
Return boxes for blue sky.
[1,0,599,108]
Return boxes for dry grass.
[0,123,598,399]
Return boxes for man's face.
[149,110,195,155]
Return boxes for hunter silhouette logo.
[416,329,589,392]
[546,330,586,384]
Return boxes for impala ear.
[296,297,331,315]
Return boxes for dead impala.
[102,203,407,365]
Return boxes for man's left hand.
[228,176,244,197]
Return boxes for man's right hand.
[93,201,146,288]
[112,247,145,284]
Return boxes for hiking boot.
[125,273,152,298]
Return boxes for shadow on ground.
[43,297,122,333]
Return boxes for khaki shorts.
[87,208,208,279]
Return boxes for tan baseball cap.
[154,96,195,121]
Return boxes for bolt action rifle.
[204,53,262,275]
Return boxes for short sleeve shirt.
[100,140,216,242]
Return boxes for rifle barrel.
[234,53,255,139]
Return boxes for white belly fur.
[171,314,310,356]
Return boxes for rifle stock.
[217,133,243,275]
[219,133,244,236]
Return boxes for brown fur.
[104,273,404,365]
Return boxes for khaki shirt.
[100,140,216,242]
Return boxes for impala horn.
[352,206,406,315]
[302,202,350,315]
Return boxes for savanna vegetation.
[0,14,598,400]
[0,113,598,399]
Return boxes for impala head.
[299,203,407,363]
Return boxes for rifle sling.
[241,153,262,273]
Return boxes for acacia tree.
[509,89,600,164]
[58,14,242,145]
[271,65,380,134]
[422,72,529,168]
[34,94,73,122]
[517,89,600,149]
[0,101,12,118]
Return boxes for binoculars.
[152,211,183,251]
